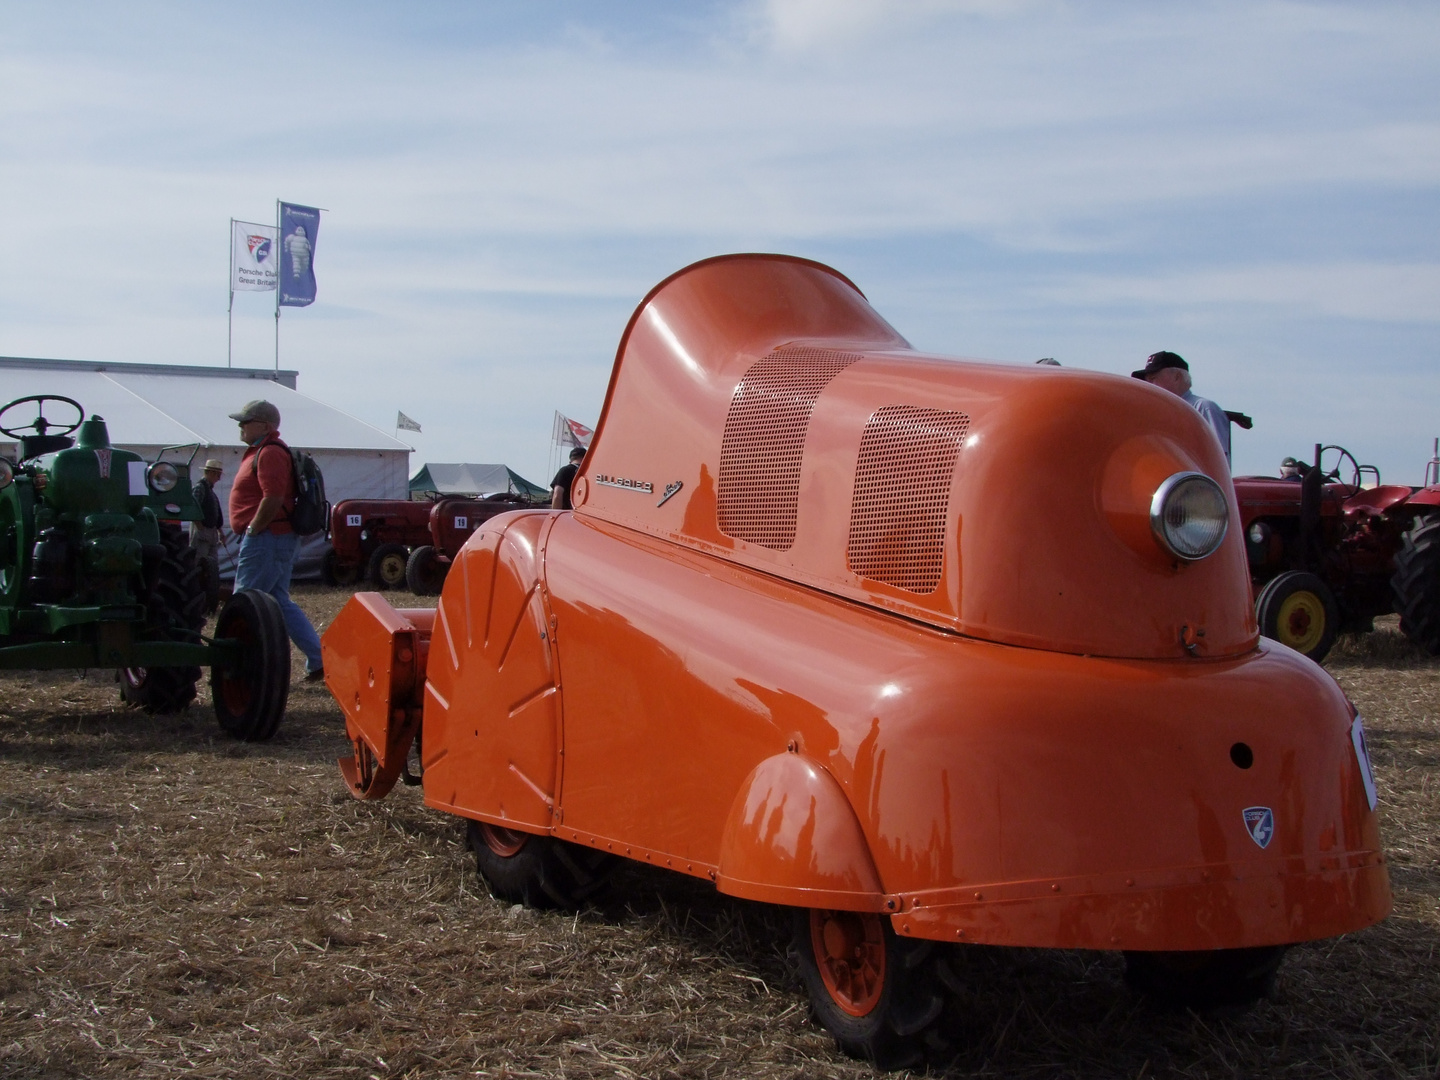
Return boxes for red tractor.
[324,499,434,589]
[1234,443,1440,661]
[404,493,540,595]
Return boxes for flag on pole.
[554,412,594,449]
[396,411,422,433]
[231,221,277,291]
[278,202,321,307]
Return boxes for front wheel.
[1124,946,1289,1009]
[405,545,448,595]
[366,543,409,590]
[211,589,291,741]
[119,523,204,713]
[793,908,945,1068]
[1255,570,1339,661]
[466,820,613,909]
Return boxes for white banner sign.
[231,220,278,292]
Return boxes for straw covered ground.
[1,586,1436,1079]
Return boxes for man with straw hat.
[190,457,226,561]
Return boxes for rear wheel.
[405,545,448,595]
[322,549,362,587]
[211,589,290,741]
[1392,517,1440,655]
[197,553,221,615]
[466,820,613,909]
[1124,946,1289,1009]
[120,524,205,713]
[1255,570,1339,662]
[366,543,409,590]
[793,909,946,1068]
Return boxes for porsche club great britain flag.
[231,221,277,292]
[278,202,321,307]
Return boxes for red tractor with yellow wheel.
[321,255,1389,1065]
[1234,444,1440,662]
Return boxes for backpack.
[251,440,329,537]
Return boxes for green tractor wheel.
[211,589,291,741]
[119,524,206,714]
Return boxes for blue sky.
[1,1,1436,485]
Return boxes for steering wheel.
[1318,445,1362,490]
[0,395,85,440]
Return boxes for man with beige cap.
[227,398,325,680]
[190,458,226,560]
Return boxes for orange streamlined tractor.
[322,255,1390,1064]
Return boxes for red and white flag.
[231,220,278,292]
[554,411,593,449]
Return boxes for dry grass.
[0,588,1436,1079]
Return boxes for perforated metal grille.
[717,347,860,549]
[847,405,970,594]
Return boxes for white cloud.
[0,2,1436,482]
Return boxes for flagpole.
[227,219,235,368]
[273,200,281,372]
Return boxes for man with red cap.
[1132,351,1231,468]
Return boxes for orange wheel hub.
[480,822,529,858]
[810,909,886,1017]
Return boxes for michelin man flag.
[231,221,277,292]
[278,202,321,307]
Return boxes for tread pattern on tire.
[405,545,448,596]
[467,821,613,910]
[1392,516,1440,655]
[1123,945,1289,1009]
[120,523,205,714]
[211,589,290,741]
[792,909,950,1069]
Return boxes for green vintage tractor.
[0,394,290,739]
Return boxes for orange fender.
[716,752,888,912]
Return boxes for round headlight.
[147,462,179,493]
[1150,471,1229,560]
[0,460,12,488]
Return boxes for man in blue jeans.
[227,399,324,680]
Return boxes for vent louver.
[717,347,860,550]
[847,405,970,594]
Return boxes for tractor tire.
[211,589,291,741]
[198,554,221,616]
[1391,517,1440,655]
[322,549,362,587]
[1124,946,1289,1009]
[366,543,409,590]
[793,908,947,1068]
[405,545,448,595]
[119,524,205,714]
[1255,570,1339,662]
[466,820,613,909]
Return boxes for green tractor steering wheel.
[0,395,85,441]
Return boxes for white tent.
[0,356,410,577]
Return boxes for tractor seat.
[20,434,75,459]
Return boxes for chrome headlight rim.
[147,461,180,493]
[1150,470,1229,561]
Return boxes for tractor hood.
[575,254,1255,660]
